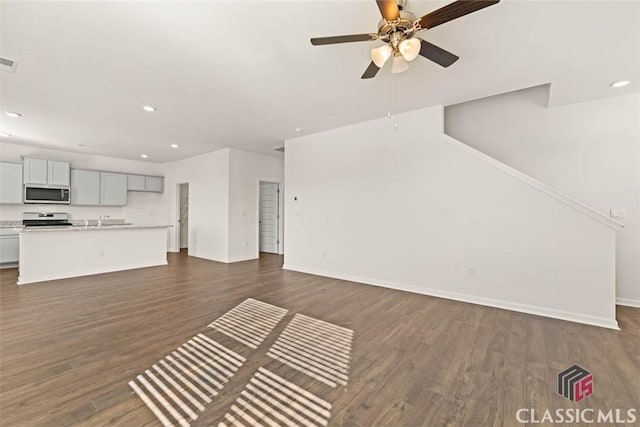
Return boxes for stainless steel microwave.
[24,186,71,204]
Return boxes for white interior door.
[179,184,189,249]
[259,182,279,254]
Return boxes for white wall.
[228,149,284,262]
[0,141,169,225]
[165,148,229,261]
[166,147,284,262]
[445,87,640,306]
[284,105,619,329]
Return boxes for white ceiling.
[0,1,638,162]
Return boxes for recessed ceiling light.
[140,154,149,159]
[78,144,86,147]
[0,133,11,138]
[295,127,304,133]
[170,144,179,148]
[610,80,630,88]
[142,105,156,112]
[4,111,21,118]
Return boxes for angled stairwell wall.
[445,87,639,307]
[284,105,620,329]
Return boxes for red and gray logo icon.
[558,365,593,402]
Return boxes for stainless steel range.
[22,212,72,228]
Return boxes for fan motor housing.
[377,10,418,41]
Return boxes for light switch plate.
[610,208,626,220]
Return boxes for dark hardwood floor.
[0,251,638,426]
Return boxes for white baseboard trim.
[283,264,620,330]
[616,298,640,308]
[17,260,168,285]
[188,253,258,264]
[225,255,258,263]
[0,262,18,269]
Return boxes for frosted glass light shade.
[371,45,393,68]
[391,55,409,74]
[399,38,421,61]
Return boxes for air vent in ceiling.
[274,146,285,152]
[0,57,18,73]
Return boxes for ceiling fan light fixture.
[399,38,421,61]
[391,55,409,74]
[371,45,393,68]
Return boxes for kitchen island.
[17,224,171,285]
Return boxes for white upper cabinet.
[127,175,146,191]
[23,158,48,185]
[48,160,70,186]
[23,158,70,186]
[145,176,163,192]
[0,162,23,204]
[128,174,163,192]
[19,157,162,206]
[100,172,127,206]
[71,169,100,205]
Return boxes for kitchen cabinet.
[0,231,19,265]
[71,169,100,205]
[47,160,70,186]
[127,175,146,191]
[23,158,48,185]
[72,170,163,206]
[0,162,23,204]
[100,172,127,206]
[145,176,163,192]
[127,174,163,193]
[23,158,70,186]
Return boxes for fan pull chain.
[386,68,400,131]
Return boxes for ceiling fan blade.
[418,39,459,67]
[376,0,400,21]
[417,0,499,29]
[361,62,380,79]
[310,34,376,46]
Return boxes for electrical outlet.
[244,240,249,247]
[98,248,104,257]
[468,267,477,278]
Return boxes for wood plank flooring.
[0,251,638,426]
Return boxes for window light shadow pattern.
[208,298,288,349]
[267,314,353,388]
[128,334,246,427]
[218,367,332,427]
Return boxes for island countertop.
[18,224,172,232]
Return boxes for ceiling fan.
[310,0,500,79]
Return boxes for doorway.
[259,181,280,254]
[178,183,189,251]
